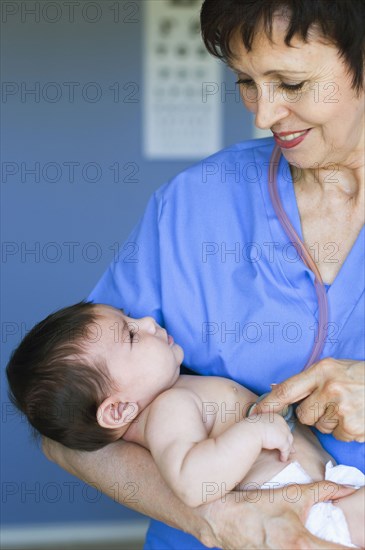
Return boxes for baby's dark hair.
[6,301,121,451]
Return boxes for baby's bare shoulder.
[175,375,258,412]
[144,384,210,445]
[146,376,259,434]
[148,383,201,416]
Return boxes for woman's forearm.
[43,438,213,545]
[43,437,356,549]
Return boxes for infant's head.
[6,302,183,451]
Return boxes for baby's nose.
[141,316,158,334]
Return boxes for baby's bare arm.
[145,388,293,507]
[43,436,356,549]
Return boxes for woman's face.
[229,17,364,171]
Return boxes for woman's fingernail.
[270,383,277,388]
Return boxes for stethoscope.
[268,144,329,369]
[246,144,329,427]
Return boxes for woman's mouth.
[168,334,174,346]
[273,129,312,149]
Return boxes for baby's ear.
[96,397,139,429]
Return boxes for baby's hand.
[253,413,294,462]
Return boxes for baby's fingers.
[279,433,294,462]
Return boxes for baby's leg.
[334,487,364,548]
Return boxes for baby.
[6,302,364,548]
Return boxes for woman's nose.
[251,85,290,130]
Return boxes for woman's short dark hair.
[201,0,365,93]
[6,301,121,452]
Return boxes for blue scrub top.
[89,137,365,549]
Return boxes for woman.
[44,1,364,548]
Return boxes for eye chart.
[143,0,222,159]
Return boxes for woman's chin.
[282,149,320,172]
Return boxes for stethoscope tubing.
[268,144,329,370]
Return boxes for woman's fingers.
[295,395,339,433]
[315,415,339,434]
[313,409,365,441]
[295,392,329,425]
[258,369,318,414]
[298,361,364,440]
[204,481,356,549]
[286,480,356,516]
[332,417,365,443]
[258,359,365,441]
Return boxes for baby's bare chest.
[176,375,257,436]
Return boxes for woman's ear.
[96,396,139,429]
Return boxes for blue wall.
[1,0,254,527]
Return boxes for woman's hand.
[199,481,356,549]
[43,437,356,549]
[258,358,365,442]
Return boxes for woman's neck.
[292,162,364,206]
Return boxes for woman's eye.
[235,80,305,92]
[236,79,255,87]
[280,82,305,91]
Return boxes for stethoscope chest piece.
[246,392,296,432]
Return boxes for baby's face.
[89,305,184,405]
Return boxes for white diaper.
[261,461,365,548]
